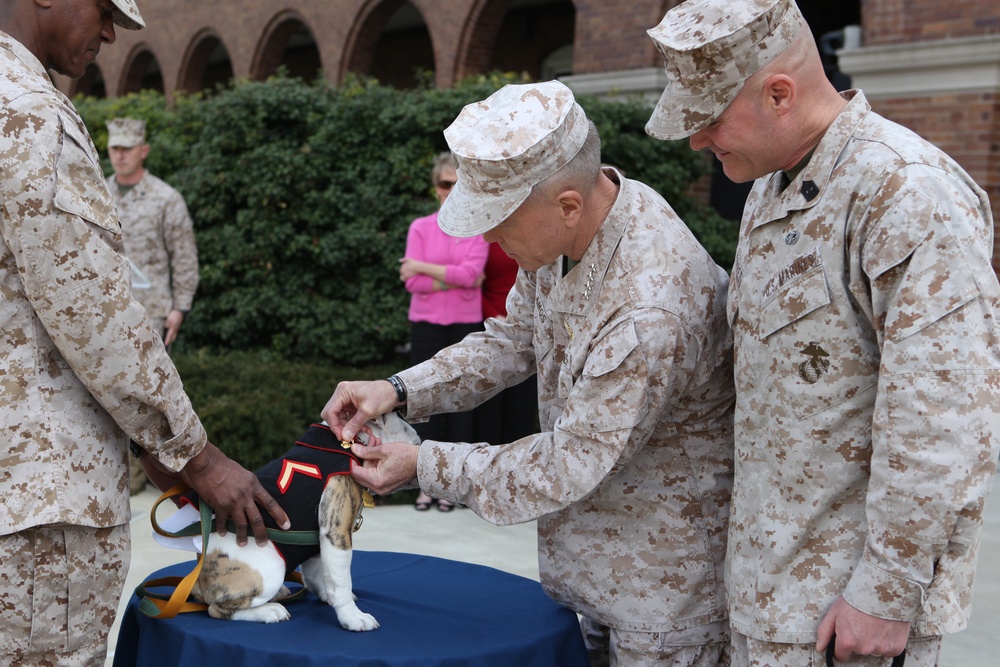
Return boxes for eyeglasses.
[435,180,456,190]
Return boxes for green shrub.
[75,75,737,366]
[173,349,399,470]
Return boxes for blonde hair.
[431,151,457,185]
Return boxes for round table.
[113,550,588,666]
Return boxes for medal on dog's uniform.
[340,439,376,508]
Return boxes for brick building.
[53,0,1000,262]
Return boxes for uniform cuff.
[842,556,926,621]
[416,439,467,500]
[134,403,208,473]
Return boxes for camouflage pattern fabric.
[645,0,807,141]
[726,90,1000,644]
[439,81,589,237]
[107,171,199,321]
[400,169,736,634]
[107,0,145,31]
[731,630,941,666]
[582,616,731,667]
[0,524,129,665]
[0,30,207,534]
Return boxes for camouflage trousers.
[731,630,942,666]
[0,523,130,666]
[582,616,730,666]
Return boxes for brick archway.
[68,63,107,99]
[339,0,408,83]
[178,30,235,95]
[454,0,511,83]
[119,46,164,96]
[252,10,323,82]
[455,0,575,83]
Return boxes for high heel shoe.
[436,500,455,512]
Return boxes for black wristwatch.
[386,375,407,404]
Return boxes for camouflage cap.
[110,0,145,30]
[645,0,806,141]
[107,118,146,148]
[438,81,589,238]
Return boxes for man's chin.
[50,64,89,80]
[56,52,97,80]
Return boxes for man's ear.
[557,190,584,226]
[140,144,151,161]
[763,74,796,116]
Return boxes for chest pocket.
[54,116,119,234]
[756,254,877,420]
[759,262,830,338]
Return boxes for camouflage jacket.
[726,90,1000,642]
[401,171,736,632]
[0,32,207,534]
[107,171,198,320]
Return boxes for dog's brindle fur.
[187,413,417,629]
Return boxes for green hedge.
[74,74,736,366]
[172,349,399,470]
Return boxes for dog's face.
[190,412,418,629]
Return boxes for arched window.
[253,13,322,82]
[73,63,107,98]
[488,0,575,80]
[179,32,235,94]
[369,2,434,89]
[121,49,164,95]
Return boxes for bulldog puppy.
[188,412,419,629]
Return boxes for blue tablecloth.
[113,551,588,667]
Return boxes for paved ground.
[107,484,998,666]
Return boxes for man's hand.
[816,596,910,661]
[163,309,185,347]
[180,442,290,547]
[138,452,185,494]
[322,380,399,443]
[350,440,420,495]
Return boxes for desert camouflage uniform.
[107,170,198,335]
[0,31,207,662]
[731,633,942,667]
[726,90,1000,649]
[400,170,736,646]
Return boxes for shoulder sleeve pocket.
[877,231,981,343]
[863,188,982,343]
[584,319,639,378]
[54,115,118,233]
[575,319,646,433]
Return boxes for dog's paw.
[231,603,292,624]
[337,606,379,632]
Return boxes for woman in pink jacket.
[400,152,489,511]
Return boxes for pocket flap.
[583,319,639,378]
[759,263,831,339]
[53,115,118,232]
